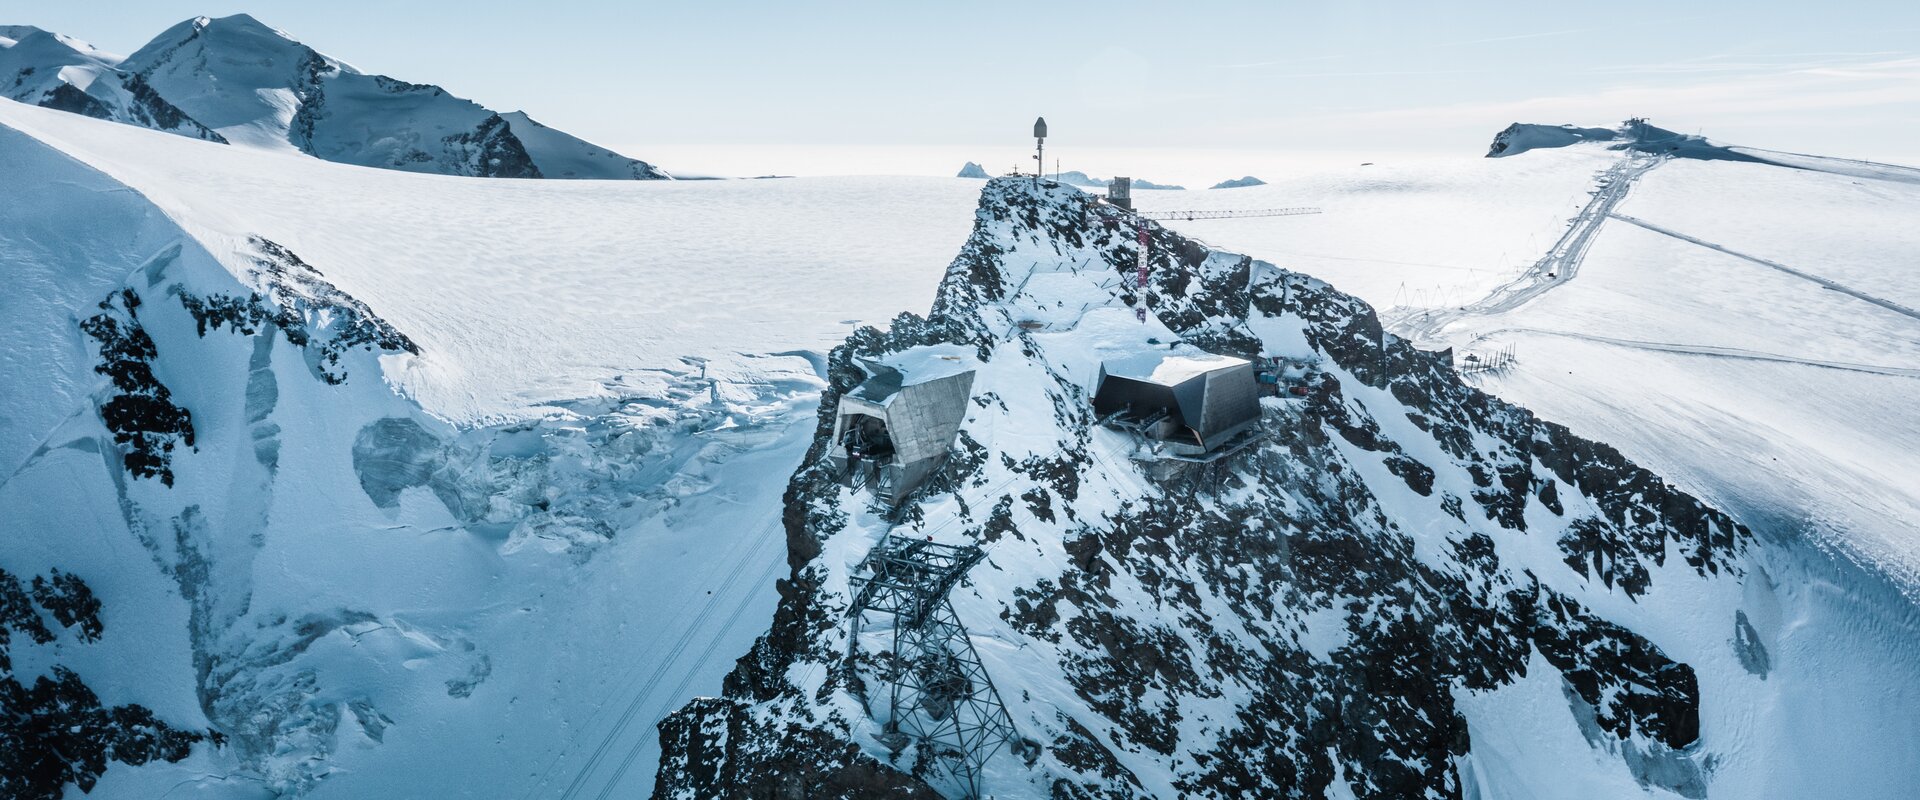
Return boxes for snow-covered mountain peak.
[5,92,1920,797]
[0,21,222,141]
[1,27,107,72]
[655,176,1745,795]
[141,12,346,69]
[1488,118,1780,166]
[0,25,120,64]
[120,14,348,145]
[31,14,668,178]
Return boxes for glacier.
[2,93,1918,799]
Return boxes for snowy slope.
[1128,129,1920,594]
[0,25,222,141]
[76,14,668,178]
[1355,135,1920,594]
[5,89,1918,799]
[653,177,1920,799]
[1133,146,1620,308]
[0,94,986,800]
[0,98,980,424]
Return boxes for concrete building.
[1107,177,1133,210]
[828,345,976,505]
[1093,349,1261,459]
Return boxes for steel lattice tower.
[849,536,1016,799]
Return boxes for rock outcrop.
[654,178,1750,799]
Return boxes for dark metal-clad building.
[1093,350,1261,456]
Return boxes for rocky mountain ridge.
[653,176,1757,798]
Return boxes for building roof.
[850,343,977,405]
[1099,350,1249,387]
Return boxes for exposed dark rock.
[654,697,938,800]
[30,569,103,642]
[38,81,111,118]
[178,236,419,385]
[80,289,195,486]
[446,113,543,179]
[121,73,227,141]
[1732,610,1770,678]
[0,568,202,800]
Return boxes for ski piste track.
[1389,152,1664,343]
[1466,328,1920,380]
[1609,213,1920,324]
[1391,150,1919,384]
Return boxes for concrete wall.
[886,371,975,467]
[827,370,974,504]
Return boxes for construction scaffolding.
[848,536,1016,800]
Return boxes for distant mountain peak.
[0,20,222,141]
[1487,118,1769,165]
[1210,175,1265,189]
[21,15,666,179]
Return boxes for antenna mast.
[1032,117,1047,185]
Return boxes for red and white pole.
[1135,221,1150,323]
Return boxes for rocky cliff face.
[653,177,1754,799]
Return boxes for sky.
[13,1,1920,181]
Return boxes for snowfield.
[0,96,976,799]
[1131,139,1920,592]
[1132,146,1620,307]
[1401,154,1920,592]
[649,177,1920,800]
[4,89,1920,800]
[0,98,980,425]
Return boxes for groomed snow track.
[1609,213,1920,324]
[1467,328,1920,380]
[1392,153,1663,343]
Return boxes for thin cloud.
[1434,28,1587,47]
[1260,56,1920,139]
[1254,68,1490,79]
[1212,53,1349,70]
[1592,52,1911,75]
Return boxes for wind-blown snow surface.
[0,97,979,798]
[0,98,980,427]
[653,178,1920,799]
[1133,146,1619,307]
[1372,148,1920,594]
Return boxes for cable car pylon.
[847,535,1017,800]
